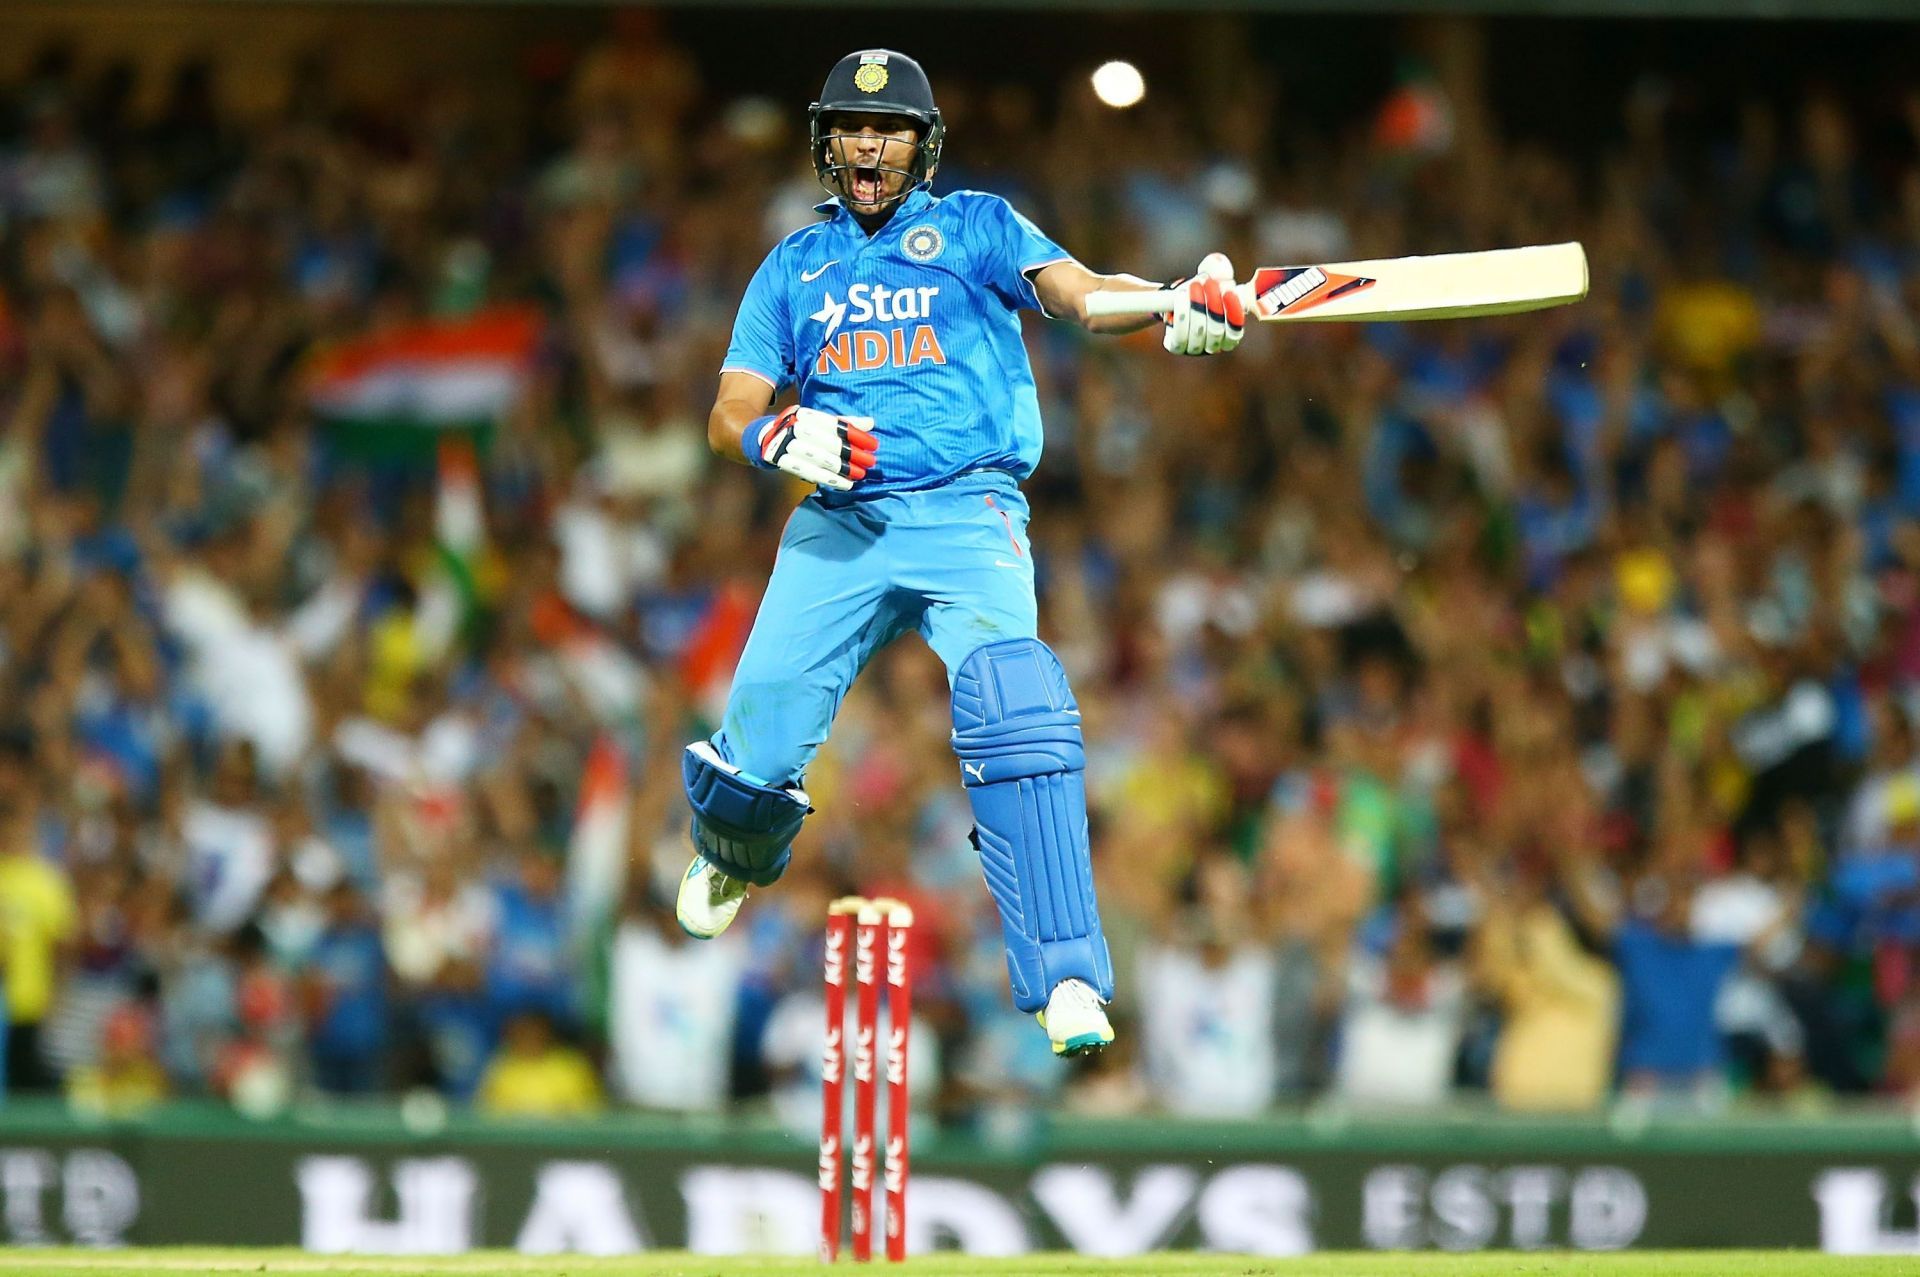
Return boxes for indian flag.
[567,733,632,945]
[307,307,541,458]
[415,436,492,655]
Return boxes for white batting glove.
[1163,252,1247,356]
[744,406,878,491]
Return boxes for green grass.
[7,1252,1920,1277]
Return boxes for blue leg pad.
[952,638,1113,1013]
[682,741,811,887]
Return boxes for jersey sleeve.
[721,246,795,391]
[968,193,1077,313]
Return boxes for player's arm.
[1032,254,1245,355]
[975,193,1239,352]
[1029,261,1165,334]
[708,371,778,462]
[708,371,878,492]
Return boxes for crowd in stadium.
[0,17,1918,1125]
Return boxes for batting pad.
[952,638,1114,1012]
[682,741,812,887]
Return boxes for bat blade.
[1245,243,1588,322]
[1081,242,1589,323]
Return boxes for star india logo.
[902,225,944,263]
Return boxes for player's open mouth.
[851,167,881,204]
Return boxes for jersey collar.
[813,186,936,232]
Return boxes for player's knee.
[718,684,827,791]
[681,741,812,887]
[951,637,1084,783]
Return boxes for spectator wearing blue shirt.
[1612,878,1744,1095]
[316,763,379,893]
[304,883,389,1095]
[1813,782,1920,956]
[486,846,573,1029]
[1512,438,1600,593]
[1563,863,1756,1101]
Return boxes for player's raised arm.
[1032,253,1246,355]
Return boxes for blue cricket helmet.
[809,49,945,208]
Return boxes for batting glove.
[744,405,878,491]
[1163,252,1246,356]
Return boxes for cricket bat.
[1083,242,1588,323]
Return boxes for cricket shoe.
[1036,978,1115,1056]
[676,854,749,939]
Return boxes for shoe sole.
[1036,1010,1115,1057]
[1053,1030,1115,1057]
[675,899,742,941]
[675,897,742,941]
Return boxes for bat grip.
[1083,284,1255,318]
[1082,289,1182,318]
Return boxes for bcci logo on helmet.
[854,52,890,93]
[903,225,943,263]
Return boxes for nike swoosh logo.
[994,559,1024,569]
[801,260,838,283]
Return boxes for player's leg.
[904,478,1116,1053]
[680,499,905,936]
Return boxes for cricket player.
[677,49,1244,1055]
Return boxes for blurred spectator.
[1843,710,1920,857]
[182,741,273,935]
[486,846,574,1027]
[1335,899,1469,1109]
[1138,856,1281,1117]
[476,1010,601,1118]
[302,882,388,1095]
[1568,867,1748,1104]
[212,949,299,1117]
[1474,867,1620,1112]
[384,851,494,1099]
[952,896,1077,1115]
[66,1002,167,1118]
[1693,822,1809,1094]
[0,797,74,1091]
[605,882,745,1112]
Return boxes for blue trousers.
[714,470,1037,787]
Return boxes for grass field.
[6,1252,1920,1277]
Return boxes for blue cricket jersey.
[721,187,1074,494]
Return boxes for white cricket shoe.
[676,854,749,939]
[1036,978,1115,1056]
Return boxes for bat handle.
[1083,284,1255,318]
[1083,289,1180,317]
